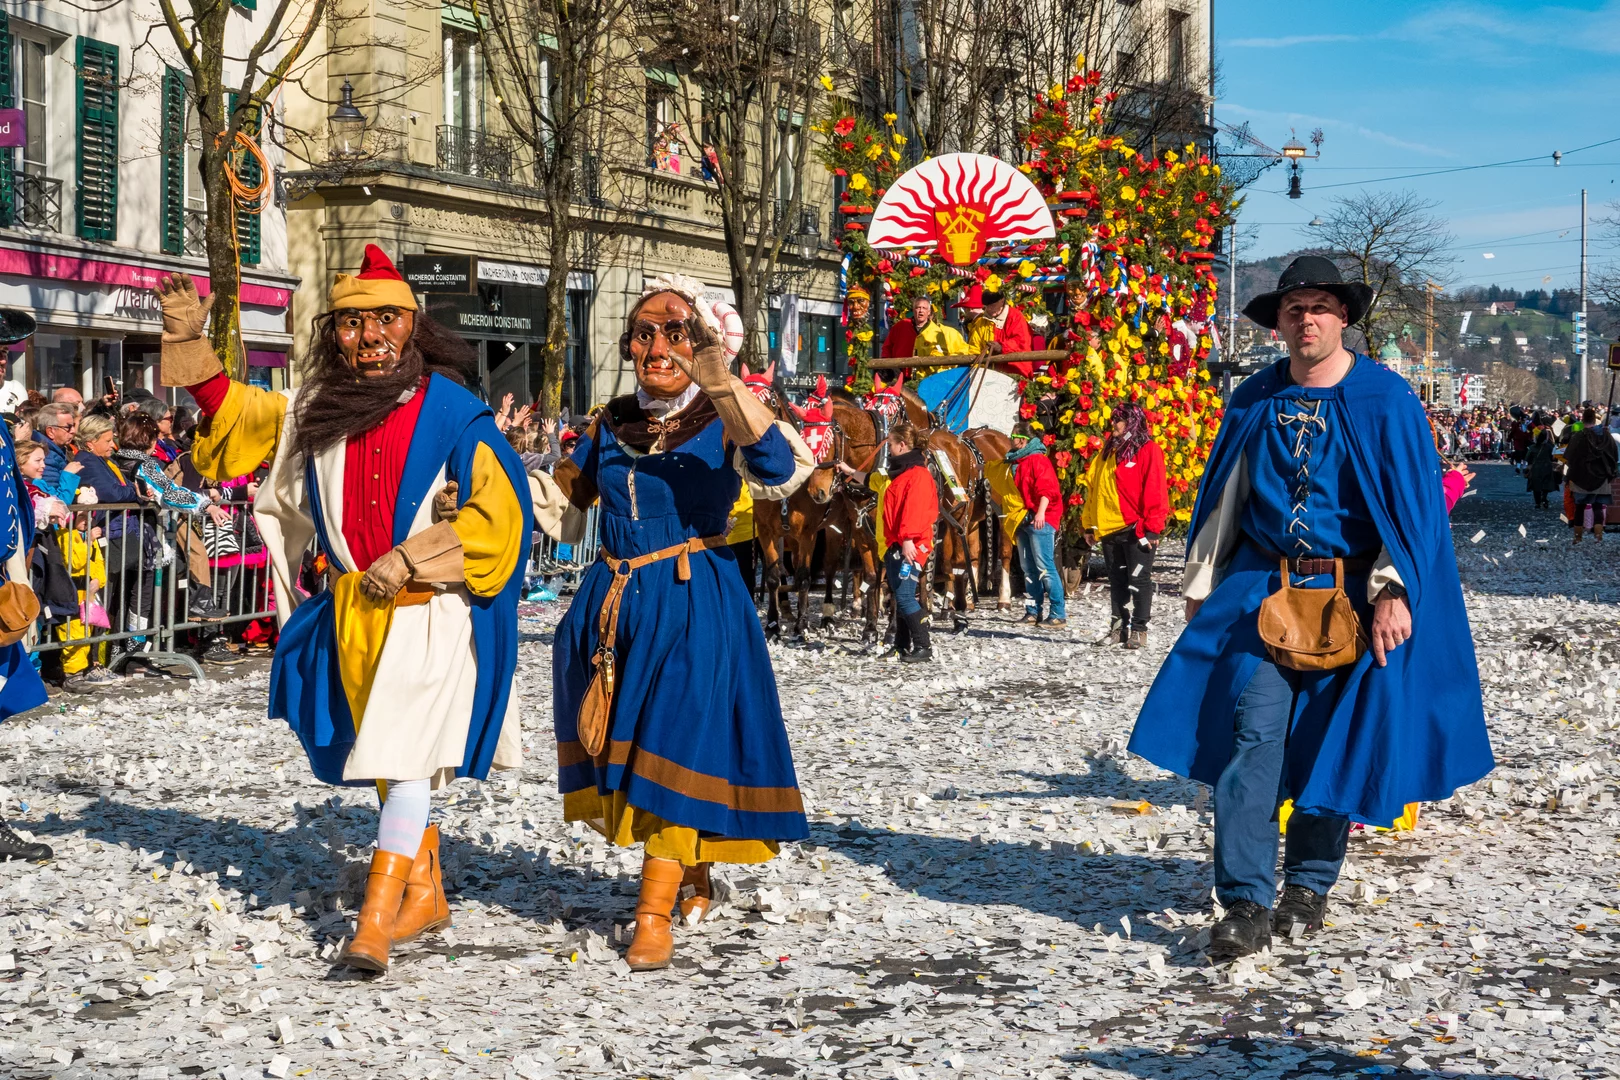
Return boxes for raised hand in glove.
[674,313,732,397]
[432,481,460,523]
[360,547,412,603]
[156,273,215,342]
[156,273,224,387]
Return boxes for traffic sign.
[1608,342,1620,371]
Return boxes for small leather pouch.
[1257,557,1366,671]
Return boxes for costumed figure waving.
[155,246,532,974]
[1129,257,1493,961]
[531,274,814,972]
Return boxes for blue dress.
[1129,358,1493,825]
[552,410,809,844]
[0,419,47,719]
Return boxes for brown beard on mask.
[290,312,479,461]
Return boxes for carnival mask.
[335,306,415,378]
[848,293,871,322]
[625,291,697,400]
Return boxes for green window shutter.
[230,95,261,267]
[159,67,185,255]
[0,11,14,228]
[75,37,119,242]
[232,0,258,10]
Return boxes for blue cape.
[1129,357,1493,824]
[269,375,532,786]
[0,417,45,720]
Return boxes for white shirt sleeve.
[1183,453,1250,602]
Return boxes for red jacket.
[991,306,1036,376]
[883,459,937,558]
[1014,449,1064,529]
[882,320,918,359]
[1114,440,1169,539]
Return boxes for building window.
[1167,11,1188,88]
[646,76,680,171]
[18,35,46,177]
[1115,50,1136,86]
[775,122,800,211]
[444,28,480,133]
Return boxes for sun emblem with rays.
[868,153,1057,266]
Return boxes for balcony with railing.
[13,172,61,232]
[436,125,516,185]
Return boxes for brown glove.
[397,520,464,584]
[156,273,223,387]
[359,548,411,603]
[677,314,774,445]
[432,481,460,523]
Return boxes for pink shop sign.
[0,246,292,308]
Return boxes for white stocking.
[376,779,431,858]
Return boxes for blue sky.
[1218,0,1620,295]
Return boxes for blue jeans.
[1015,523,1065,620]
[1213,660,1350,908]
[884,546,922,617]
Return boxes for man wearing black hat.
[1128,256,1492,960]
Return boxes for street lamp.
[329,80,367,159]
[1281,137,1308,160]
[795,208,821,261]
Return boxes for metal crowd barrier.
[27,498,283,680]
[527,503,600,582]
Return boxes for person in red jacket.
[1008,421,1066,627]
[840,421,939,662]
[1080,402,1168,648]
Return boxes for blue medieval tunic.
[551,405,810,852]
[0,418,47,720]
[1130,357,1493,825]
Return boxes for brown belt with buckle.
[1287,555,1374,578]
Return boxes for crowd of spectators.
[3,384,267,691]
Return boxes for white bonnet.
[637,273,745,362]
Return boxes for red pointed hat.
[953,283,985,310]
[329,243,418,312]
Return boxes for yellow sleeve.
[453,442,525,598]
[726,485,755,544]
[1080,453,1104,532]
[868,472,893,556]
[192,381,288,481]
[967,320,995,353]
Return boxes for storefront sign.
[111,285,163,324]
[425,284,547,342]
[0,110,25,149]
[0,245,292,307]
[401,254,475,293]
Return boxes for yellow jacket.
[913,321,975,358]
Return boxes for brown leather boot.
[624,856,684,971]
[338,849,413,973]
[392,824,451,944]
[679,862,712,925]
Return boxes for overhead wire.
[1310,135,1620,191]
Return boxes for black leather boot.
[1272,884,1329,940]
[900,609,932,663]
[1208,900,1271,960]
[0,821,51,862]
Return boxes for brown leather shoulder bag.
[1257,557,1366,671]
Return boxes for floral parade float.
[816,65,1238,531]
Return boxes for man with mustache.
[156,245,532,974]
[532,274,813,972]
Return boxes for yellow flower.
[1074,52,1086,70]
[1030,419,1045,430]
[866,143,884,160]
[1164,150,1178,163]
[1120,185,1137,202]
[819,74,835,92]
[883,112,897,126]
[985,273,1003,291]
[1017,260,1036,278]
[893,132,907,146]
[856,330,873,342]
[1049,84,1064,102]
[1060,410,1074,425]
[890,149,902,162]
[1136,364,1149,379]
[849,173,869,192]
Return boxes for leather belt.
[1288,555,1374,577]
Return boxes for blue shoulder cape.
[0,418,46,720]
[269,375,533,786]
[1128,357,1493,824]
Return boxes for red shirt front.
[341,384,427,571]
[190,372,427,571]
[883,462,938,557]
[1014,450,1064,529]
[881,320,918,359]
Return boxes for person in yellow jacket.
[153,245,532,974]
[56,518,109,683]
[909,297,975,360]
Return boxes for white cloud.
[1219,103,1457,159]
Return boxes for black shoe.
[199,639,245,666]
[0,821,51,862]
[1208,900,1271,960]
[1272,884,1329,940]
[189,597,228,622]
[901,648,933,664]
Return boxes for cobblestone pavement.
[1,462,1618,1079]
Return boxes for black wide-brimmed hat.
[0,309,36,345]
[1241,255,1373,330]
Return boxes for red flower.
[1080,380,1094,394]
[1068,492,1084,507]
[909,266,926,277]
[1019,402,1037,419]
[1042,434,1056,447]
[876,258,893,273]
[841,141,855,152]
[833,117,856,136]
[1054,450,1072,469]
